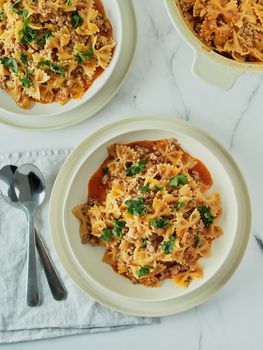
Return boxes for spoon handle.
[27,214,40,307]
[35,231,67,301]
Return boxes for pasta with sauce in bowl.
[72,138,223,288]
[177,0,263,63]
[0,0,115,109]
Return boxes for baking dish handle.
[192,51,242,90]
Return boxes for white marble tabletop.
[0,0,262,349]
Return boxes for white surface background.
[0,0,262,348]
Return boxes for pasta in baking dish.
[72,139,223,288]
[177,0,263,63]
[0,0,115,109]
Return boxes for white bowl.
[0,0,121,118]
[165,0,263,89]
[50,116,251,310]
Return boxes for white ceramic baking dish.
[165,0,263,89]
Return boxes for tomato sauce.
[94,0,106,16]
[88,140,213,203]
[189,158,212,187]
[88,157,112,202]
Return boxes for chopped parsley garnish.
[38,60,65,77]
[126,160,145,177]
[197,206,214,227]
[71,11,83,29]
[75,48,94,63]
[136,265,154,277]
[0,10,4,21]
[161,235,176,254]
[66,0,72,5]
[194,233,204,248]
[103,166,109,174]
[139,183,163,193]
[175,201,186,210]
[20,53,28,65]
[125,196,147,216]
[112,220,126,239]
[0,57,18,76]
[37,31,53,46]
[20,75,33,88]
[151,217,169,228]
[169,175,188,188]
[139,183,150,193]
[141,238,148,248]
[100,221,126,242]
[10,0,20,12]
[100,228,113,242]
[17,9,28,19]
[184,276,191,284]
[20,17,38,44]
[153,185,164,192]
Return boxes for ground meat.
[157,262,188,280]
[95,35,109,50]
[94,14,112,34]
[101,174,109,185]
[147,233,163,253]
[55,87,69,105]
[81,233,101,246]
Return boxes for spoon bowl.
[0,165,19,208]
[14,165,45,213]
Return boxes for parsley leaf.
[161,235,176,254]
[175,201,186,210]
[141,238,148,248]
[10,0,20,12]
[136,265,154,277]
[0,57,18,76]
[139,183,163,193]
[197,206,214,227]
[139,183,150,193]
[184,276,191,284]
[169,175,188,188]
[17,9,28,19]
[194,233,204,247]
[125,196,147,216]
[66,0,72,5]
[20,17,38,44]
[0,10,4,21]
[126,160,145,177]
[151,217,169,228]
[75,48,93,63]
[112,220,126,239]
[37,31,53,46]
[20,53,28,65]
[152,185,164,192]
[71,11,83,29]
[38,60,65,77]
[20,75,33,88]
[100,228,113,242]
[103,166,109,174]
[100,221,126,241]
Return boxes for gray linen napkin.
[0,149,153,344]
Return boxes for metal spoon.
[0,165,67,302]
[13,164,47,306]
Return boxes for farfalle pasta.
[73,139,223,288]
[177,0,263,62]
[0,0,115,109]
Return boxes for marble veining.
[254,234,263,252]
